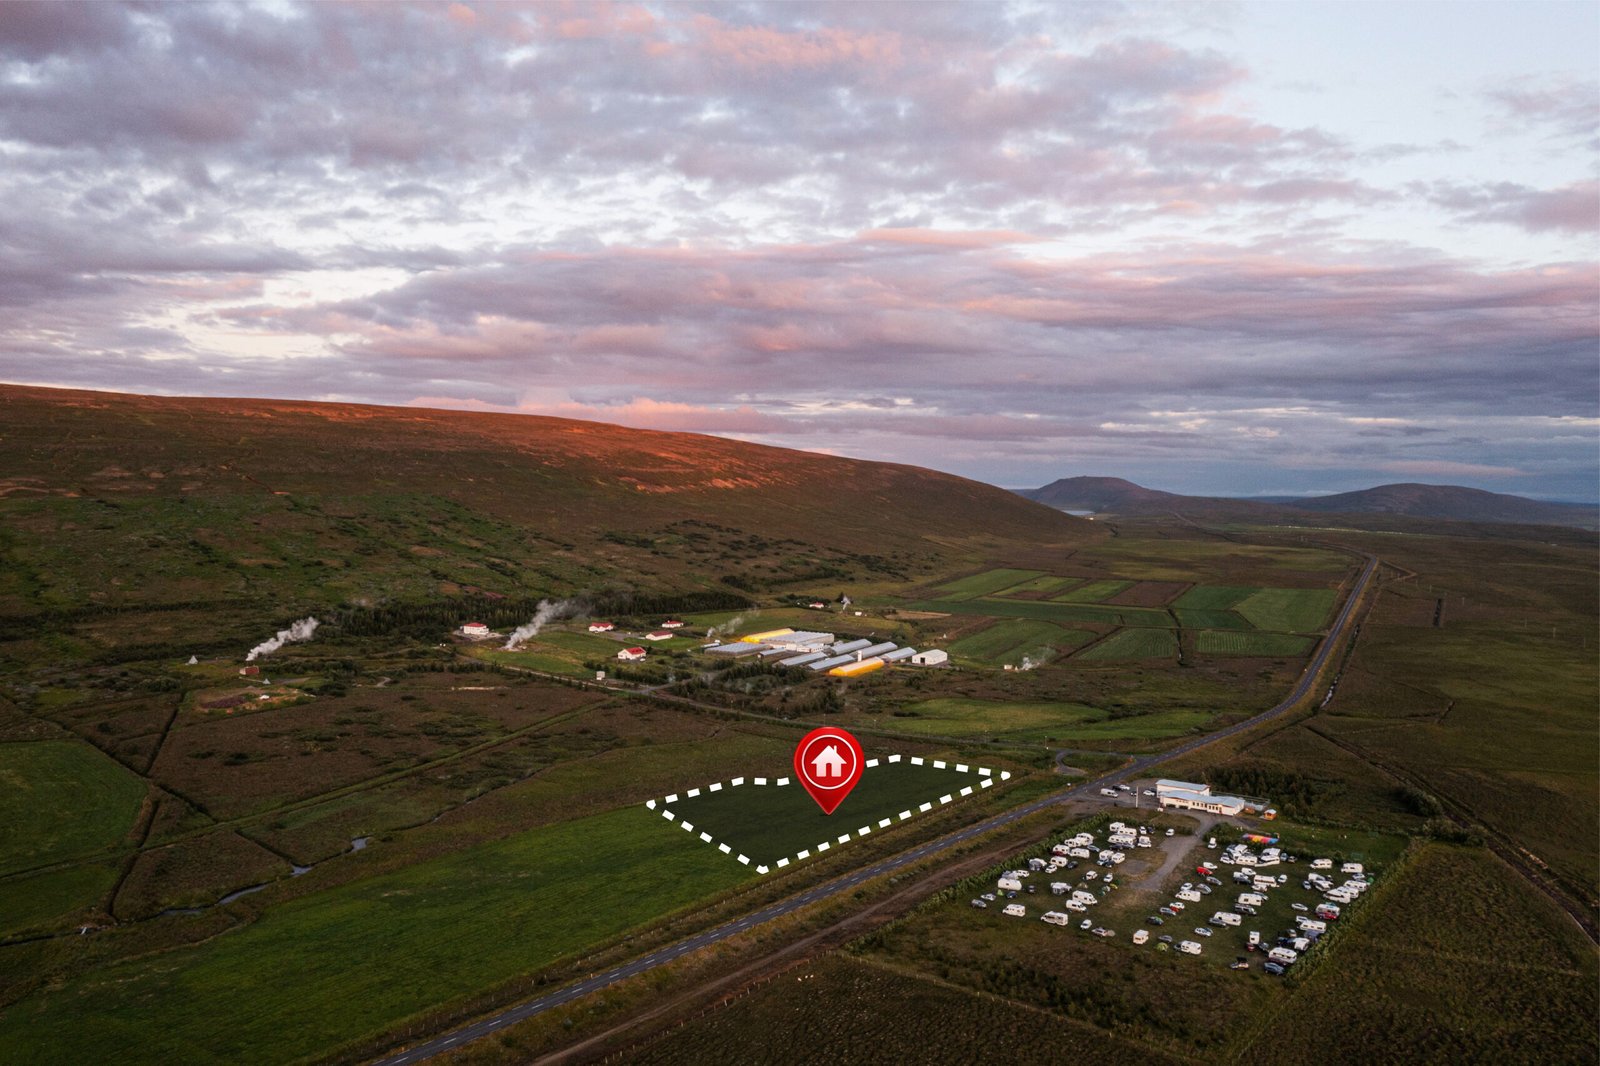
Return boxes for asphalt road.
[373,553,1376,1066]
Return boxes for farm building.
[660,620,684,629]
[460,622,490,638]
[616,647,647,662]
[853,641,898,660]
[769,631,835,651]
[1159,787,1247,817]
[587,622,616,633]
[879,647,917,662]
[829,638,873,655]
[778,651,826,667]
[910,649,948,666]
[741,628,794,644]
[829,657,885,677]
[1156,779,1210,796]
[807,601,827,609]
[808,653,859,672]
[239,665,260,676]
[706,643,764,658]
[645,631,674,641]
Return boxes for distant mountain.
[1018,476,1598,531]
[1018,476,1281,520]
[1280,483,1598,528]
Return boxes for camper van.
[1179,940,1203,955]
[1212,911,1243,927]
[1268,946,1299,965]
[1310,858,1333,870]
[1341,862,1364,875]
[1041,911,1071,926]
[998,877,1023,893]
[1002,903,1027,918]
[1296,918,1327,934]
[1237,892,1265,908]
[1176,889,1202,903]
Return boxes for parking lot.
[970,801,1382,976]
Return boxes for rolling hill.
[0,384,1091,617]
[1019,475,1597,530]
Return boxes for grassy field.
[1051,579,1133,603]
[1234,588,1336,633]
[631,954,1193,1066]
[947,619,1081,665]
[931,569,1047,601]
[660,760,990,866]
[0,862,121,938]
[1076,628,1180,661]
[910,598,1173,628]
[1237,845,1598,1063]
[1196,631,1314,656]
[992,574,1077,597]
[885,698,1213,743]
[1174,586,1258,610]
[1172,608,1253,630]
[0,740,147,874]
[0,805,754,1065]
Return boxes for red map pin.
[794,726,865,815]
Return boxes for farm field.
[1077,628,1179,661]
[1196,631,1314,657]
[931,568,1047,601]
[1233,588,1336,633]
[1172,608,1253,630]
[1174,586,1258,611]
[0,805,755,1066]
[884,698,1214,744]
[910,597,1173,628]
[1052,580,1133,603]
[947,619,1088,665]
[658,759,994,867]
[0,740,147,874]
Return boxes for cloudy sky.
[2,1,1596,498]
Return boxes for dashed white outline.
[643,756,1012,876]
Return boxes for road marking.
[955,763,967,773]
[888,754,901,762]
[681,821,694,832]
[754,777,766,785]
[686,787,700,797]
[898,809,912,820]
[865,757,879,767]
[939,794,952,804]
[797,849,809,859]
[776,776,790,786]
[919,801,932,812]
[877,817,891,828]
[700,832,712,842]
[664,793,678,803]
[932,759,946,769]
[731,777,744,786]
[910,756,924,765]
[709,782,722,792]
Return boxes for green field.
[886,699,1212,743]
[948,619,1083,665]
[1173,586,1259,610]
[1077,628,1180,661]
[0,805,754,1065]
[911,598,1172,628]
[931,569,1047,601]
[0,740,148,874]
[1051,580,1133,603]
[1196,631,1314,656]
[661,760,989,866]
[1172,608,1253,630]
[1234,588,1336,633]
[992,575,1077,597]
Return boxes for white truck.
[1041,911,1071,926]
[1211,911,1243,927]
[1003,903,1027,917]
[1179,940,1203,955]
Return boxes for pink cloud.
[1376,460,1527,478]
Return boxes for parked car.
[1169,901,1185,911]
[970,899,987,908]
[1092,927,1114,937]
[1006,891,1017,899]
[1263,961,1286,976]
[1159,907,1176,917]
[1194,926,1213,937]
[1204,876,1222,886]
[1144,789,1156,796]
[1291,902,1308,912]
[1165,828,1175,836]
[1230,960,1250,970]
[1148,915,1165,925]
[1198,885,1212,894]
[1238,904,1257,916]
[981,893,996,902]
[1080,918,1093,930]
[1157,934,1174,944]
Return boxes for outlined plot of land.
[646,756,1011,874]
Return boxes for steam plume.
[504,599,575,649]
[247,617,320,662]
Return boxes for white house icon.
[811,744,847,778]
